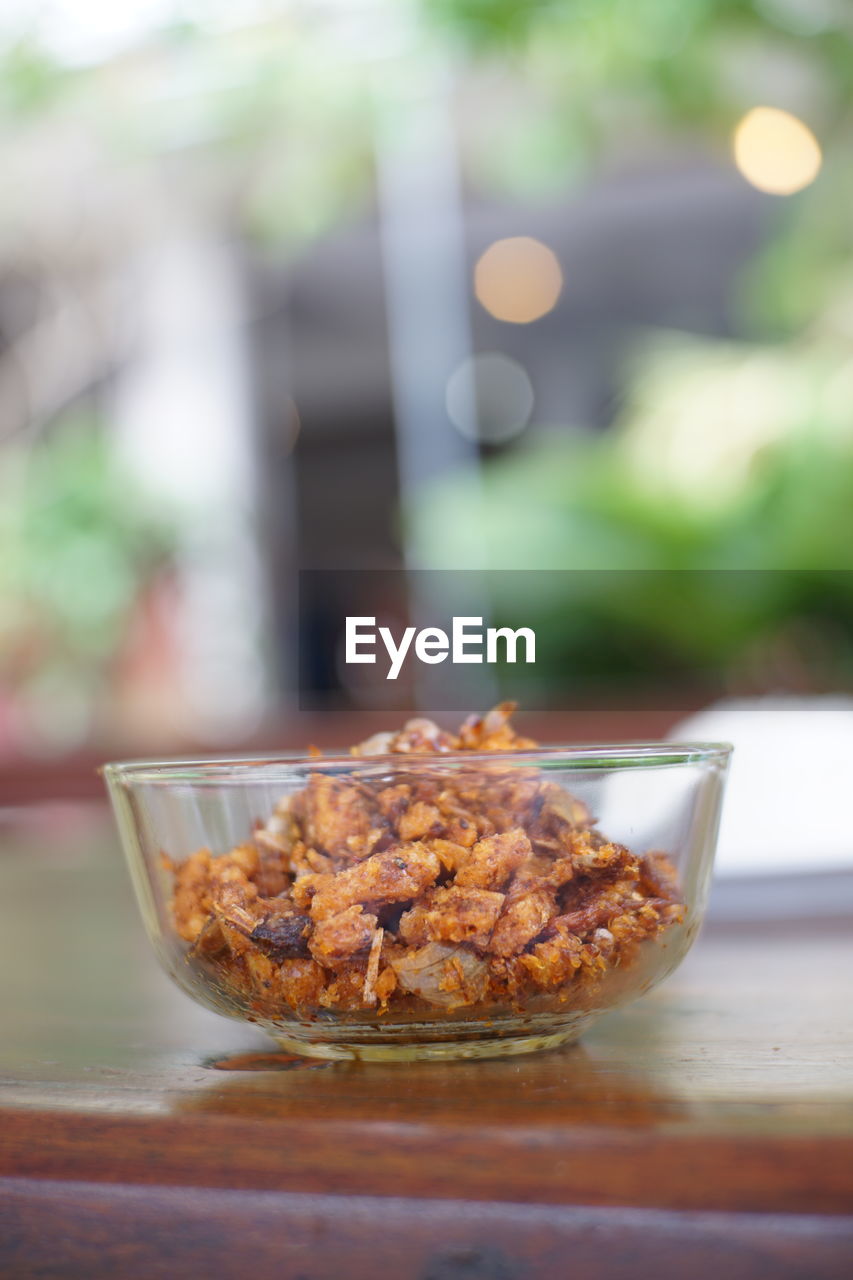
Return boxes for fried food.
[169,703,684,1019]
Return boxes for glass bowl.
[103,742,730,1062]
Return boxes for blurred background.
[2,0,853,874]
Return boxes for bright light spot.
[733,107,822,196]
[474,237,563,324]
[445,353,534,444]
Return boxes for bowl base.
[271,1024,584,1062]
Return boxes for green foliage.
[0,38,70,117]
[1,1,850,242]
[425,0,553,49]
[0,419,175,720]
[411,331,853,690]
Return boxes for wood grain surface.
[1,803,851,1278]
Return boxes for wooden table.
[1,803,852,1278]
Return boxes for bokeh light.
[474,237,563,324]
[733,106,822,196]
[445,352,534,444]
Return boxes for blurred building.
[1,0,851,754]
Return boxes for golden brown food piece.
[293,775,377,861]
[168,704,685,1018]
[520,928,586,988]
[456,702,538,752]
[353,718,458,757]
[400,885,505,949]
[554,875,641,935]
[454,828,532,891]
[398,800,441,841]
[568,830,638,877]
[539,784,593,831]
[308,842,442,921]
[278,957,327,1008]
[490,887,555,957]
[425,838,471,874]
[170,847,212,943]
[351,702,537,757]
[374,964,397,1003]
[309,905,378,966]
[639,850,683,900]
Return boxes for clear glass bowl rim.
[102,741,732,787]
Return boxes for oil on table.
[0,803,851,1279]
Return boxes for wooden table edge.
[3,1106,853,1217]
